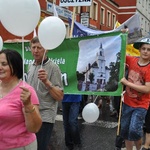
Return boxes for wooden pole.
[69,7,76,38]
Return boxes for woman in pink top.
[0,49,42,150]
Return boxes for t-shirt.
[124,56,150,109]
[27,59,63,123]
[0,81,39,149]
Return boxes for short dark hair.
[30,36,40,44]
[0,49,23,79]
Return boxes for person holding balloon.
[27,36,64,150]
[0,49,42,150]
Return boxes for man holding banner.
[120,36,150,150]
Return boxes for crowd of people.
[0,32,150,150]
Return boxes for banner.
[69,13,142,44]
[3,32,127,96]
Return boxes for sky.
[77,35,122,72]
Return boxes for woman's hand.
[20,86,31,106]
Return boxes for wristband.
[25,106,35,113]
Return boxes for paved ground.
[48,97,146,150]
[49,118,118,150]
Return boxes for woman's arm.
[23,104,42,133]
[20,86,42,133]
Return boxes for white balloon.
[82,103,100,123]
[0,36,3,50]
[38,16,66,50]
[0,0,41,36]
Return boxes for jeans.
[62,102,81,147]
[120,103,147,141]
[36,122,54,150]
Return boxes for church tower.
[97,43,106,85]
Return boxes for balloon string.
[93,95,99,103]
[37,50,46,91]
[22,36,25,86]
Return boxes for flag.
[126,44,140,56]
[68,17,103,37]
[114,21,121,29]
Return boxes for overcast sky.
[77,35,122,72]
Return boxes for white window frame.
[107,10,111,27]
[90,1,98,20]
[112,14,116,29]
[76,6,81,14]
[100,7,105,25]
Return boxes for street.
[49,98,121,150]
[48,96,146,150]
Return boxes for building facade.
[0,0,149,41]
[136,0,150,36]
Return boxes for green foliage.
[105,52,121,91]
[89,73,94,83]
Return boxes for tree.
[105,52,121,91]
[89,72,94,83]
[76,71,85,81]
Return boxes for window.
[100,7,105,24]
[47,0,53,2]
[148,23,150,32]
[112,14,116,29]
[76,6,81,14]
[107,11,111,27]
[142,0,144,7]
[145,21,147,32]
[86,6,90,13]
[146,0,148,11]
[149,1,150,14]
[90,1,98,20]
[141,18,144,31]
[65,24,70,38]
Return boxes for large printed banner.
[3,32,127,96]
